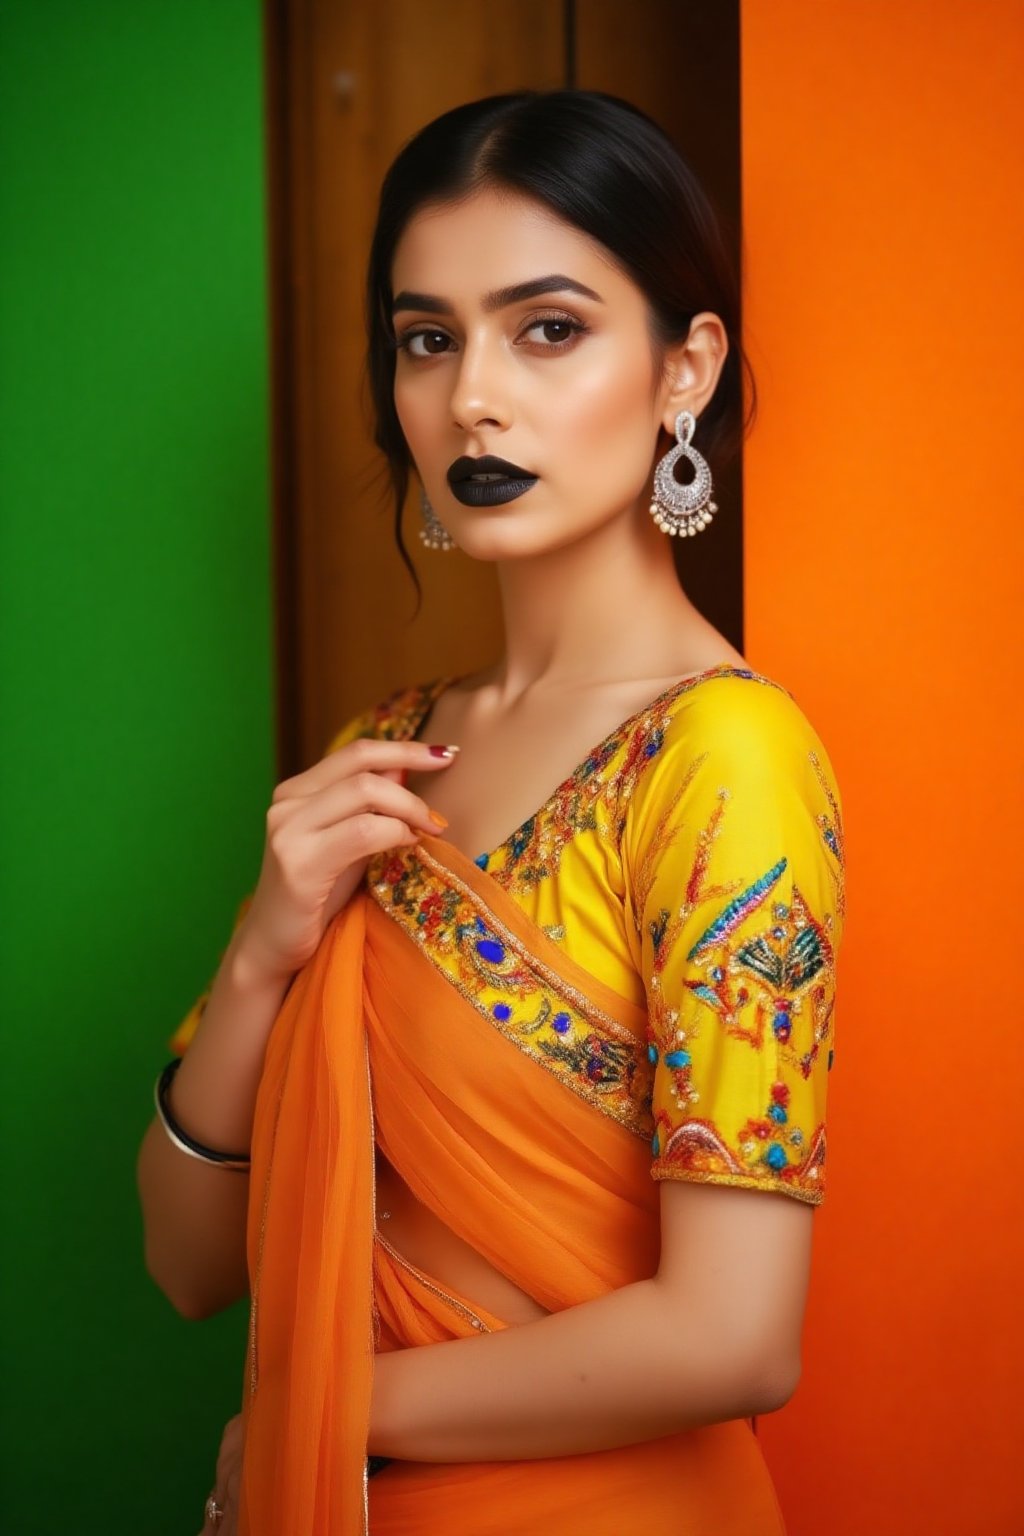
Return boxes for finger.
[200,1492,221,1534]
[273,737,459,802]
[276,771,450,839]
[315,812,428,872]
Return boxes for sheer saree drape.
[237,834,786,1535]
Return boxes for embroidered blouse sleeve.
[621,680,846,1205]
[167,701,380,1056]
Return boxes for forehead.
[391,186,627,302]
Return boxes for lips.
[446,454,538,508]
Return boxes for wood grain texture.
[268,0,565,772]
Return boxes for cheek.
[393,377,427,453]
[544,342,656,464]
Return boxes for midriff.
[374,1146,551,1328]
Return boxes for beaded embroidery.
[809,748,847,920]
[486,670,788,893]
[639,763,842,1204]
[367,843,654,1137]
[329,667,843,1204]
[337,676,453,747]
[369,667,787,891]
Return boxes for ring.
[205,1494,225,1526]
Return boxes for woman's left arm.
[368,1179,812,1462]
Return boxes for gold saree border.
[366,834,655,1139]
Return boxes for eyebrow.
[391,273,604,317]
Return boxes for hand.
[198,1411,244,1535]
[234,737,458,983]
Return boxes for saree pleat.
[237,835,787,1534]
[239,895,376,1535]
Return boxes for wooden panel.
[574,0,744,650]
[267,0,566,772]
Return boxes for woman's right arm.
[136,736,457,1321]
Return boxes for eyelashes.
[392,313,589,360]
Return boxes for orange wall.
[741,3,1023,1532]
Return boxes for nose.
[448,330,510,434]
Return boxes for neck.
[486,500,709,703]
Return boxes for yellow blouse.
[173,662,845,1205]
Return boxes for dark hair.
[364,89,755,597]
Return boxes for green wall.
[0,4,274,1530]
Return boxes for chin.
[457,521,601,563]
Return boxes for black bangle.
[154,1058,251,1170]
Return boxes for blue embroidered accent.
[475,852,490,869]
[649,909,670,960]
[773,1010,792,1040]
[664,1050,691,1069]
[785,926,826,989]
[768,1103,788,1123]
[764,1143,788,1170]
[371,848,654,1137]
[734,922,826,994]
[687,857,788,960]
[647,1043,658,1063]
[690,983,721,1009]
[580,741,620,780]
[652,1131,661,1156]
[508,820,535,861]
[643,728,664,757]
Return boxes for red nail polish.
[428,744,459,758]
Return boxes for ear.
[658,313,729,435]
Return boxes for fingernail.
[428,744,460,758]
[427,808,449,828]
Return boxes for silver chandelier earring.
[649,410,718,537]
[418,487,457,552]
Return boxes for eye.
[520,316,586,349]
[393,313,588,360]
[396,329,453,358]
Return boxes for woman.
[138,91,845,1535]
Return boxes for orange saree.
[236,830,790,1535]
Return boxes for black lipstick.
[446,454,538,508]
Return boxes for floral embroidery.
[365,667,787,891]
[809,748,846,919]
[363,677,452,743]
[321,667,842,1207]
[642,779,838,1204]
[653,1111,827,1205]
[489,672,788,893]
[367,843,654,1137]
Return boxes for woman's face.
[390,186,683,561]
